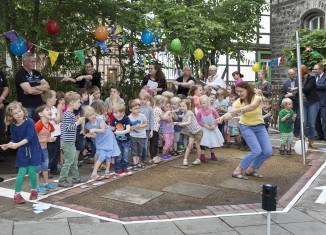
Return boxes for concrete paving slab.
[68,216,100,224]
[14,220,71,235]
[0,196,15,213]
[220,214,273,227]
[280,221,326,235]
[102,186,163,205]
[0,221,13,235]
[234,224,292,235]
[49,211,87,219]
[162,181,220,199]
[217,178,262,193]
[125,221,184,235]
[70,222,127,235]
[268,208,316,224]
[300,209,326,223]
[174,217,235,234]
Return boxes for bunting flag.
[114,25,122,35]
[128,45,133,57]
[281,55,285,64]
[123,34,127,45]
[143,56,146,68]
[26,43,34,52]
[150,50,156,60]
[4,30,18,42]
[96,41,108,54]
[147,55,152,63]
[138,55,143,65]
[49,50,59,67]
[74,50,85,64]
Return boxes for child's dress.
[196,108,224,148]
[11,118,42,168]
[85,116,121,157]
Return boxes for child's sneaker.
[161,154,172,160]
[29,190,38,200]
[192,159,201,165]
[72,177,88,184]
[44,182,58,191]
[104,171,111,179]
[58,180,74,188]
[14,193,25,204]
[123,170,133,176]
[171,151,178,156]
[200,154,208,163]
[131,164,138,171]
[116,171,126,176]
[178,145,184,151]
[210,153,218,161]
[182,159,188,166]
[137,162,145,169]
[91,174,104,181]
[36,185,47,195]
[152,156,160,164]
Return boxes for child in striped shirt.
[58,92,88,188]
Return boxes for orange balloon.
[95,25,108,41]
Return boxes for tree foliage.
[1,0,268,101]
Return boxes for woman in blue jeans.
[218,82,273,180]
[301,65,319,148]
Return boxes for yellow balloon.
[194,48,204,60]
[252,62,260,72]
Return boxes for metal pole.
[296,31,306,165]
[267,211,271,235]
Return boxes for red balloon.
[95,25,109,41]
[46,19,60,35]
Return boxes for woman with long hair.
[141,64,167,95]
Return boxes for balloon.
[141,30,154,45]
[194,48,204,60]
[294,140,308,155]
[252,62,260,72]
[46,19,60,35]
[10,37,27,56]
[95,25,109,41]
[170,38,181,52]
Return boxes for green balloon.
[171,38,181,51]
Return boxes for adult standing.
[15,52,50,117]
[173,66,196,96]
[141,64,167,95]
[218,82,272,180]
[205,65,226,90]
[62,58,101,90]
[279,69,300,137]
[0,71,9,162]
[255,70,272,98]
[301,65,319,148]
[314,63,326,140]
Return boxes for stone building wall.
[270,0,326,83]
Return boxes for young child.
[188,85,203,113]
[225,94,241,148]
[160,102,174,160]
[139,91,154,162]
[83,106,121,180]
[58,92,88,188]
[214,89,228,143]
[225,85,232,103]
[209,89,217,107]
[41,90,63,176]
[196,95,224,162]
[1,102,43,203]
[262,98,273,131]
[106,94,120,125]
[35,105,58,194]
[112,103,132,176]
[77,88,89,106]
[174,99,202,166]
[128,100,148,170]
[150,95,167,164]
[55,91,66,168]
[162,91,174,102]
[278,98,297,155]
[171,97,183,156]
[88,86,102,104]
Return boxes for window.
[301,9,325,29]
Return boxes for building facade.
[271,0,325,81]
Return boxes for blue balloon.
[10,37,27,56]
[141,30,154,45]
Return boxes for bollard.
[262,184,277,235]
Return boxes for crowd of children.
[0,79,297,204]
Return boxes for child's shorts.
[227,126,239,136]
[189,129,203,141]
[174,131,181,143]
[280,132,293,145]
[97,149,113,162]
[130,137,146,157]
[37,148,49,173]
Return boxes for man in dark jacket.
[315,63,326,140]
